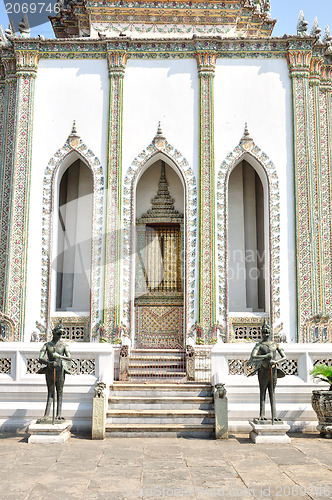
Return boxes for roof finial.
[154,121,166,149]
[310,17,321,38]
[18,14,30,38]
[156,121,164,138]
[241,123,253,150]
[70,120,78,137]
[297,11,308,37]
[243,122,252,140]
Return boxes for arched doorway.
[228,159,267,313]
[135,160,185,348]
[55,158,93,312]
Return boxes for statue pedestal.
[249,420,291,444]
[28,421,71,444]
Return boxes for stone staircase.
[106,382,215,437]
[122,349,187,382]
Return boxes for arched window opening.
[56,159,93,312]
[228,160,265,313]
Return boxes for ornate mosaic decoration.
[217,125,281,336]
[196,50,217,339]
[103,49,127,337]
[51,0,275,39]
[136,306,183,349]
[41,123,104,339]
[122,126,198,340]
[287,49,332,340]
[4,50,39,340]
[0,53,16,313]
[0,311,15,341]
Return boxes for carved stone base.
[28,420,71,444]
[249,420,291,444]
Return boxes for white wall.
[122,59,199,180]
[25,60,108,340]
[214,59,296,340]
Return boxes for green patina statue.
[248,320,287,424]
[37,321,72,424]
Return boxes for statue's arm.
[39,344,53,366]
[250,344,271,361]
[53,344,71,361]
[271,346,287,366]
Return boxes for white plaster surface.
[28,421,71,443]
[214,59,295,339]
[26,60,108,340]
[122,59,199,180]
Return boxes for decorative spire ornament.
[297,11,308,37]
[310,17,321,38]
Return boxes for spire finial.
[241,122,253,150]
[310,17,321,38]
[153,121,166,149]
[297,11,308,36]
[70,120,78,137]
[243,122,252,140]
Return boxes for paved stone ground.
[0,433,331,500]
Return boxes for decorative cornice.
[1,51,16,81]
[321,65,332,91]
[50,0,276,39]
[15,50,40,77]
[195,52,217,77]
[286,50,312,77]
[106,50,128,77]
[309,56,324,85]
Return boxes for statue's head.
[52,321,65,339]
[261,319,271,339]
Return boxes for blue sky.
[0,0,331,38]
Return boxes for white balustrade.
[0,342,113,433]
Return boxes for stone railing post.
[214,383,228,439]
[92,381,107,440]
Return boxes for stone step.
[107,408,215,417]
[105,423,215,438]
[109,396,214,410]
[110,383,213,398]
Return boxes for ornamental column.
[103,47,127,338]
[4,48,39,339]
[195,51,217,340]
[0,51,17,313]
[286,48,317,340]
[319,65,332,317]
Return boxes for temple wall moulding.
[122,127,198,337]
[286,50,312,75]
[0,312,15,342]
[41,122,104,338]
[217,125,281,335]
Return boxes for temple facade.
[0,0,332,347]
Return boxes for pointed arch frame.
[217,134,281,333]
[40,132,104,338]
[122,135,198,340]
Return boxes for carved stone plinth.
[249,420,291,444]
[28,421,71,444]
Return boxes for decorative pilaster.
[195,51,217,339]
[319,65,332,316]
[4,49,39,339]
[103,48,127,337]
[286,49,314,339]
[0,52,17,313]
